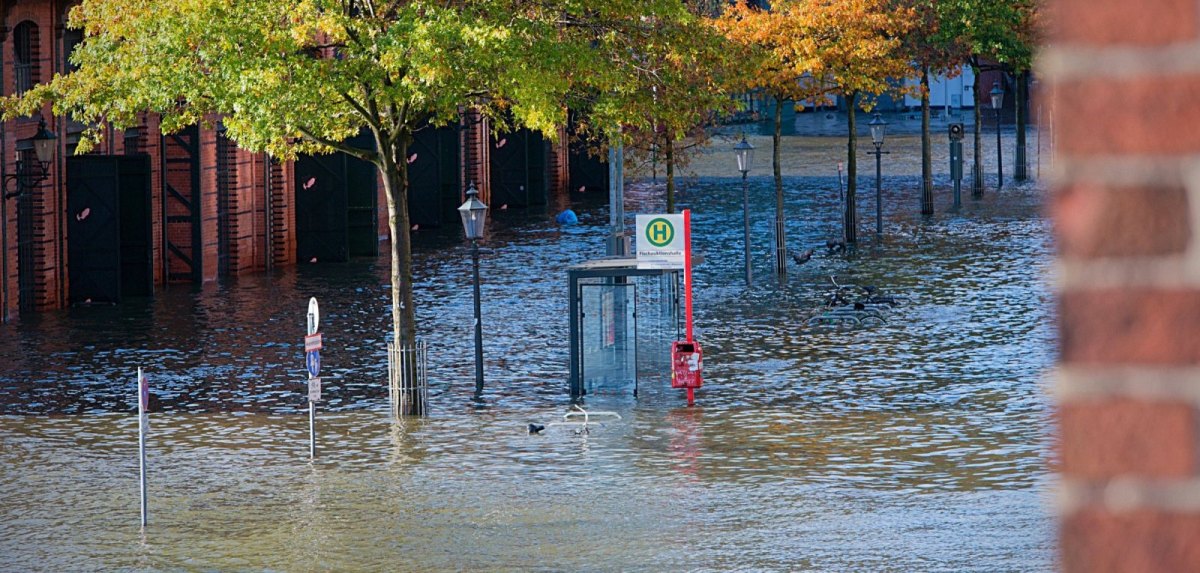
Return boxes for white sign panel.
[635,214,685,270]
[307,297,320,335]
[308,377,322,402]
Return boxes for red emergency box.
[671,341,703,389]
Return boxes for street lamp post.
[868,113,889,235]
[991,81,1005,190]
[457,182,489,398]
[734,136,754,286]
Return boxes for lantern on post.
[457,182,489,397]
[3,117,57,199]
[867,113,890,232]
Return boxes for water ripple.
[0,176,1054,571]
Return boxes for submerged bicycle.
[806,275,902,327]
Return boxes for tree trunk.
[773,94,786,276]
[376,131,418,349]
[971,60,984,198]
[377,130,421,415]
[921,67,933,215]
[652,140,658,184]
[1015,70,1028,181]
[665,135,675,214]
[846,91,858,244]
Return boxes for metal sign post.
[683,209,696,406]
[305,297,321,460]
[637,211,702,405]
[137,367,148,527]
[607,139,628,256]
[949,123,965,210]
[837,162,846,243]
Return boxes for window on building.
[63,26,83,73]
[14,21,39,94]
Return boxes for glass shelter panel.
[635,273,681,388]
[567,261,684,397]
[580,283,637,395]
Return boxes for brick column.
[1047,0,1200,571]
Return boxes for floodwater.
[0,155,1055,570]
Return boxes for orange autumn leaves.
[714,0,915,109]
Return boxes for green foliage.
[938,0,1040,72]
[19,0,602,157]
[5,0,700,345]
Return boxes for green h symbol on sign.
[646,218,675,247]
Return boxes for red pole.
[684,209,693,341]
[684,209,696,407]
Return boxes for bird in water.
[825,239,846,254]
[792,248,814,265]
[528,423,545,434]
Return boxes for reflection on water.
[0,175,1054,571]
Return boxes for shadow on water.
[0,175,1055,571]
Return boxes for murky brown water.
[0,135,1054,571]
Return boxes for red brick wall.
[271,157,295,267]
[461,111,491,204]
[2,0,61,314]
[0,183,12,321]
[0,1,303,320]
[232,149,261,273]
[547,125,569,199]
[141,114,166,286]
[1048,0,1200,570]
[198,124,219,282]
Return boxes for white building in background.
[903,65,978,112]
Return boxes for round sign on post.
[306,351,321,379]
[307,297,320,336]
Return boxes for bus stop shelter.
[567,257,684,397]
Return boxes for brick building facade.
[1047,0,1200,570]
[0,0,576,323]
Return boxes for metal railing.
[387,340,428,418]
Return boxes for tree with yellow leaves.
[6,0,697,413]
[718,0,914,247]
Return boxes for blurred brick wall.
[1046,0,1200,571]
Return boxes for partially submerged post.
[949,123,965,209]
[457,183,489,398]
[607,139,628,257]
[137,367,148,527]
[733,137,755,285]
[304,297,321,459]
[670,210,702,405]
[867,113,891,229]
